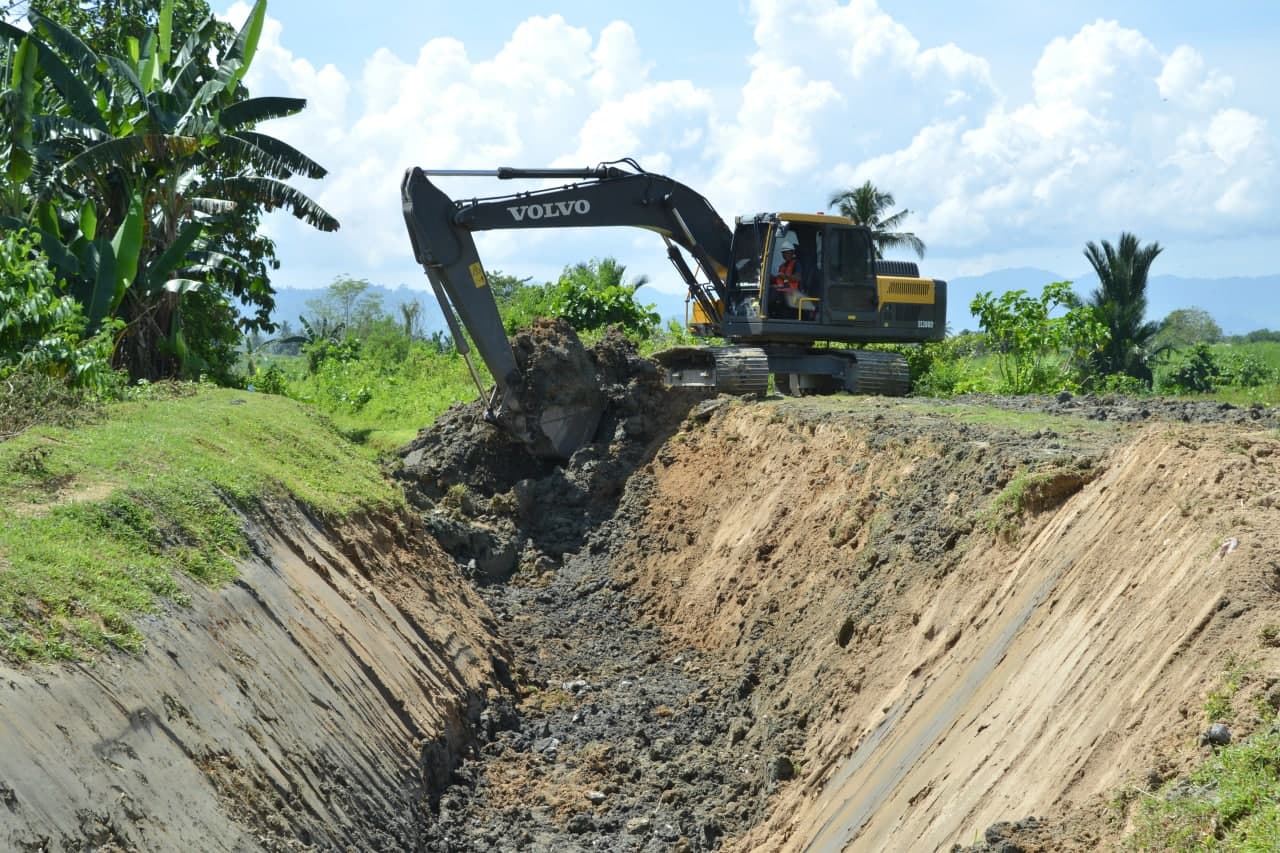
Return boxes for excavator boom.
[401,162,738,457]
[401,159,946,457]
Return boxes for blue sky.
[223,0,1280,304]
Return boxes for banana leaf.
[111,195,144,304]
[76,238,118,333]
[144,221,203,294]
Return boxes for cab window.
[827,227,872,284]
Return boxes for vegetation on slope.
[0,385,400,662]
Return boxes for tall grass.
[282,343,485,450]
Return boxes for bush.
[251,364,288,396]
[1157,343,1220,394]
[971,282,1107,395]
[1217,350,1275,388]
[0,229,120,393]
[548,258,660,339]
[303,336,361,373]
[1088,373,1150,396]
[912,355,995,397]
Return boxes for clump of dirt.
[397,318,706,582]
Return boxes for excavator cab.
[717,214,943,347]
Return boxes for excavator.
[401,158,946,458]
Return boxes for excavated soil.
[6,321,1280,851]
[392,324,1280,851]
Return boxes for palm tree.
[0,0,338,378]
[827,180,925,259]
[1083,232,1164,382]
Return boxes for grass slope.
[0,386,401,662]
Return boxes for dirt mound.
[397,319,706,582]
[609,398,1280,851]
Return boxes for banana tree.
[0,0,338,378]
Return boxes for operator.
[772,241,805,315]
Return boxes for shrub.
[1217,350,1275,388]
[0,229,119,393]
[971,282,1108,395]
[1158,344,1220,394]
[1088,373,1151,396]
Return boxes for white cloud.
[1158,45,1234,107]
[218,1,1277,298]
[843,18,1275,249]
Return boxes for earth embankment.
[0,500,508,851]
[5,364,1280,852]
[610,398,1280,851]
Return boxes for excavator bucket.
[501,318,607,459]
[537,403,603,459]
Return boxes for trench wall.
[0,502,507,850]
[617,402,1280,851]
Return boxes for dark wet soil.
[394,324,1280,851]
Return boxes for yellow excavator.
[401,158,945,457]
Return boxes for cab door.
[823,225,878,326]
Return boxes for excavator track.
[654,346,770,396]
[849,350,910,396]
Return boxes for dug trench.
[6,320,1280,851]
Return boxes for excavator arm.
[400,162,734,457]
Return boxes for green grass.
[282,345,484,451]
[0,387,401,662]
[1130,731,1280,851]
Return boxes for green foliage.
[1156,308,1223,350]
[1217,350,1276,388]
[1085,232,1164,382]
[0,227,73,360]
[1158,344,1218,393]
[0,227,117,389]
[0,387,401,660]
[1091,372,1151,396]
[1,0,337,381]
[250,362,286,395]
[285,339,485,450]
[1200,654,1258,724]
[1238,329,1280,344]
[982,469,1063,539]
[304,335,361,375]
[1130,731,1280,850]
[639,318,708,356]
[547,257,659,339]
[491,270,553,336]
[827,180,925,259]
[971,281,1108,395]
